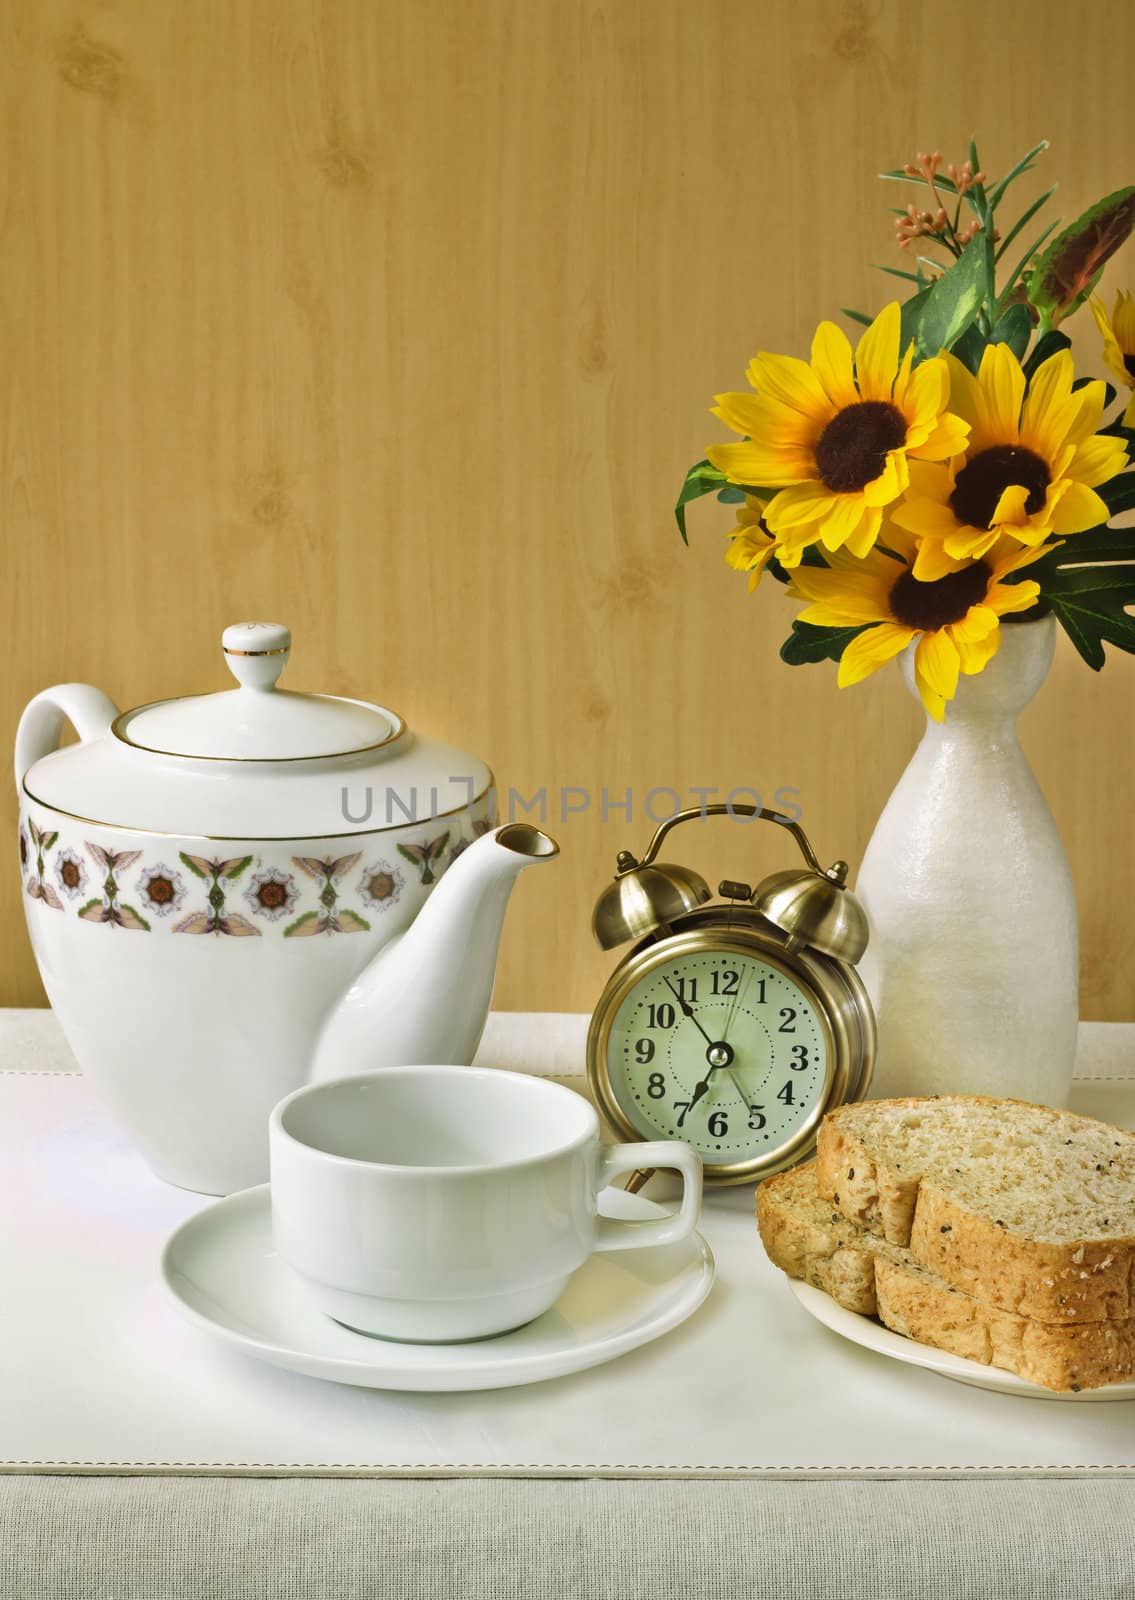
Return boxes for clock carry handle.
[594,1142,703,1252]
[636,803,825,875]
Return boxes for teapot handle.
[15,684,120,785]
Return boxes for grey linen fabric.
[2,1476,1134,1600]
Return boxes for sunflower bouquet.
[678,141,1135,720]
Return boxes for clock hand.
[726,1065,753,1109]
[658,975,735,1115]
[721,966,751,1047]
[687,1078,711,1110]
[663,977,715,1049]
[687,1040,736,1111]
[664,980,740,1085]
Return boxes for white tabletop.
[3,1011,1135,1479]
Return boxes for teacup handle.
[594,1141,702,1252]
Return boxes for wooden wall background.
[3,0,1133,1017]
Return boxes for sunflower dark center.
[890,561,992,631]
[1125,353,1135,381]
[813,401,907,493]
[949,445,1049,531]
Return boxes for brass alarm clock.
[586,804,875,1186]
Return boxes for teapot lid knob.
[222,622,292,692]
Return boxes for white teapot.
[15,623,557,1194]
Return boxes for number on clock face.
[605,950,828,1162]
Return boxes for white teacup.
[269,1066,702,1342]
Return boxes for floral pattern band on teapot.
[19,813,488,940]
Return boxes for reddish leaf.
[1028,187,1135,325]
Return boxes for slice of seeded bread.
[816,1097,1135,1324]
[755,1160,883,1315]
[757,1163,1135,1392]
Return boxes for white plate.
[162,1186,714,1392]
[788,1279,1135,1403]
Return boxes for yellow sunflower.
[724,495,777,591]
[706,302,969,566]
[1090,291,1135,426]
[787,529,1046,721]
[892,343,1128,580]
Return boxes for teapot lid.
[115,623,398,761]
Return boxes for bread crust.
[874,1259,1135,1392]
[756,1171,878,1316]
[816,1096,1135,1324]
[758,1164,1135,1392]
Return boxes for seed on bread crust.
[758,1162,1135,1392]
[816,1096,1135,1324]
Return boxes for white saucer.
[162,1186,714,1392]
[788,1279,1135,1402]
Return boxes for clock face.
[602,945,832,1168]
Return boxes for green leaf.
[997,219,1061,311]
[990,303,1032,360]
[873,263,922,284]
[841,308,872,328]
[878,168,961,196]
[905,234,987,358]
[1027,186,1135,327]
[1102,474,1135,515]
[1036,526,1135,572]
[1049,586,1135,670]
[674,459,729,543]
[780,620,868,666]
[994,184,1057,263]
[1047,565,1135,595]
[1028,527,1135,597]
[1022,328,1071,379]
[899,287,932,358]
[949,322,988,374]
[716,485,747,504]
[987,142,1050,209]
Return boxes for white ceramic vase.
[856,615,1078,1107]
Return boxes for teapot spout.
[312,823,559,1080]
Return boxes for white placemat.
[2,1012,1135,1478]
